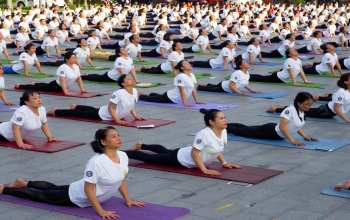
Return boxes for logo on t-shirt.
[197,139,201,144]
[86,171,93,177]
[17,117,22,122]
[22,55,25,58]
[288,65,291,67]
[223,139,227,148]
[60,71,64,75]
[118,62,122,66]
[178,79,182,83]
[327,58,330,61]
[285,110,290,114]
[338,97,342,101]
[234,76,238,80]
[199,41,202,43]
[111,95,116,99]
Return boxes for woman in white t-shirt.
[15,52,89,97]
[7,26,31,49]
[235,38,266,65]
[270,23,291,43]
[197,59,261,96]
[328,26,349,50]
[296,31,323,54]
[260,33,296,58]
[228,92,318,146]
[257,24,273,47]
[82,47,139,83]
[182,29,214,54]
[141,33,173,58]
[56,23,72,45]
[139,60,205,107]
[48,17,59,30]
[302,43,343,77]
[0,126,145,219]
[0,23,13,43]
[3,44,44,77]
[125,109,241,176]
[0,90,60,149]
[0,64,15,105]
[250,48,311,86]
[0,33,13,62]
[322,20,336,37]
[189,40,236,70]
[87,29,105,53]
[69,17,84,38]
[35,29,61,58]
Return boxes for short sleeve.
[84,160,101,184]
[11,111,26,126]
[284,59,293,70]
[192,130,209,151]
[109,91,121,105]
[87,38,93,44]
[280,107,292,121]
[174,75,185,87]
[56,66,66,77]
[115,59,123,69]
[247,45,254,52]
[333,90,345,104]
[229,71,240,83]
[323,54,332,64]
[19,53,27,61]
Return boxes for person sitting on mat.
[204,92,318,146]
[125,109,241,176]
[69,17,84,39]
[249,48,313,86]
[57,23,73,46]
[0,126,146,219]
[302,43,343,77]
[182,29,215,54]
[137,42,184,75]
[47,75,146,125]
[0,64,15,105]
[3,44,45,77]
[188,40,235,70]
[125,35,146,62]
[260,33,296,58]
[138,60,205,107]
[296,31,323,54]
[140,33,174,58]
[267,73,350,122]
[0,90,61,149]
[14,52,90,97]
[197,59,261,96]
[83,47,139,83]
[235,38,266,65]
[34,29,61,58]
[87,29,105,54]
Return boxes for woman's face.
[175,42,183,50]
[25,93,42,108]
[122,76,135,87]
[118,48,128,56]
[297,99,313,112]
[66,55,77,64]
[240,60,250,69]
[210,112,227,130]
[80,39,87,46]
[180,61,192,71]
[227,41,234,49]
[49,30,56,36]
[28,46,36,54]
[101,129,122,149]
[2,23,7,29]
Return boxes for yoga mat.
[11,53,58,58]
[136,71,211,79]
[133,61,161,65]
[194,51,219,55]
[4,72,55,78]
[0,195,190,220]
[83,80,165,88]
[0,136,85,153]
[258,112,350,125]
[0,103,20,112]
[197,90,289,99]
[129,160,283,184]
[5,88,109,98]
[157,55,194,59]
[0,59,18,64]
[255,62,282,66]
[47,115,175,128]
[304,72,344,78]
[322,180,350,198]
[188,132,350,152]
[273,56,315,61]
[83,66,111,70]
[94,51,114,55]
[137,101,238,111]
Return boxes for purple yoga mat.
[0,194,190,220]
[137,101,238,111]
[0,103,20,112]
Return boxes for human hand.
[203,169,221,176]
[294,83,302,86]
[195,101,206,104]
[116,119,129,125]
[223,163,242,169]
[252,90,262,93]
[135,116,147,121]
[304,136,319,142]
[39,72,46,75]
[125,200,147,207]
[240,92,250,96]
[98,210,119,219]
[291,140,306,146]
[65,92,76,96]
[48,137,63,142]
[18,143,33,149]
[4,101,15,105]
[184,103,194,107]
[81,90,91,93]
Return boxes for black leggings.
[276,104,336,118]
[295,35,304,40]
[302,65,319,74]
[261,50,283,58]
[270,36,282,43]
[6,42,17,48]
[81,72,115,82]
[18,80,62,92]
[125,144,184,167]
[40,61,65,66]
[54,105,102,120]
[2,181,76,206]
[140,65,165,74]
[182,47,194,53]
[296,46,310,53]
[173,36,193,43]
[139,92,174,103]
[226,123,283,140]
[189,61,211,68]
[249,72,283,83]
[35,46,46,55]
[327,42,339,48]
[101,43,120,49]
[338,58,348,69]
[197,82,226,93]
[138,33,156,37]
[141,49,160,57]
[210,41,227,50]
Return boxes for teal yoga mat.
[258,112,349,124]
[83,80,165,88]
[197,90,289,99]
[322,180,350,198]
[136,71,211,79]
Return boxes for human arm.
[59,76,75,96]
[191,85,205,104]
[297,128,318,142]
[137,52,145,62]
[35,59,45,75]
[0,90,15,105]
[107,101,128,125]
[76,77,89,93]
[22,60,33,77]
[327,62,341,76]
[179,86,193,107]
[279,117,305,146]
[311,45,320,54]
[130,108,147,121]
[97,44,105,53]
[299,68,311,84]
[55,45,61,58]
[129,67,139,84]
[3,48,12,61]
[41,122,62,142]
[245,84,261,93]
[160,47,167,58]
[248,52,256,64]
[118,180,146,208]
[12,123,33,149]
[334,103,350,122]
[222,56,228,70]
[171,61,177,76]
[217,153,241,169]
[191,147,221,176]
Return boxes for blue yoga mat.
[137,101,238,111]
[258,112,348,124]
[197,90,289,99]
[322,180,350,198]
[188,132,350,151]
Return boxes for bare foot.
[197,83,208,86]
[128,141,143,151]
[69,104,76,109]
[313,95,319,101]
[304,61,313,66]
[323,92,330,97]
[30,81,35,85]
[47,107,57,115]
[14,83,20,89]
[134,68,141,72]
[266,106,276,113]
[0,184,3,194]
[334,180,350,191]
[7,178,27,188]
[83,73,88,76]
[277,104,284,108]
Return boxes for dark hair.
[47,29,54,35]
[247,37,256,45]
[285,48,294,58]
[337,73,350,90]
[87,29,95,37]
[24,43,35,52]
[313,30,321,37]
[222,40,231,48]
[320,42,328,53]
[175,60,187,72]
[259,24,265,30]
[172,41,181,51]
[163,33,173,41]
[129,34,137,42]
[117,74,127,88]
[128,25,135,32]
[59,23,66,30]
[294,92,313,121]
[76,38,84,47]
[199,108,222,126]
[19,90,40,106]
[339,26,346,33]
[114,47,122,57]
[64,52,75,62]
[285,33,293,40]
[234,59,244,70]
[90,126,117,153]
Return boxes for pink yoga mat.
[137,101,238,111]
[0,195,190,220]
[5,88,109,98]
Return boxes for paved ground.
[0,30,350,220]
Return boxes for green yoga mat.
[136,71,211,79]
[83,80,165,88]
[0,59,18,64]
[195,51,219,55]
[224,75,327,88]
[6,72,55,78]
[134,61,161,65]
[268,71,338,78]
[83,66,111,70]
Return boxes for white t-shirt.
[343,54,350,69]
[192,35,209,52]
[56,64,81,88]
[335,32,346,45]
[227,33,238,44]
[0,105,47,141]
[212,24,227,38]
[188,28,199,39]
[98,88,137,120]
[12,52,37,74]
[258,30,271,42]
[177,127,227,168]
[155,30,166,43]
[0,40,6,55]
[277,58,302,83]
[160,51,184,73]
[242,45,260,61]
[118,32,132,47]
[315,53,338,75]
[0,29,10,39]
[69,151,128,208]
[275,104,305,138]
[156,40,172,54]
[328,88,350,115]
[15,33,30,47]
[32,25,48,39]
[40,37,58,50]
[209,47,235,69]
[279,29,290,41]
[70,24,81,35]
[0,77,4,90]
[107,57,134,80]
[73,47,90,64]
[278,40,295,57]
[222,70,250,92]
[87,37,100,51]
[307,38,322,51]
[57,30,68,44]
[125,43,142,60]
[167,73,197,104]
